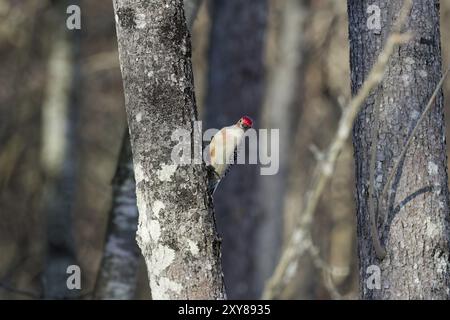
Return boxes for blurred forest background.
[0,0,449,299]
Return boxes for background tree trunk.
[348,0,450,299]
[254,0,309,297]
[205,0,268,299]
[184,0,203,31]
[94,131,140,299]
[112,0,226,300]
[41,0,81,299]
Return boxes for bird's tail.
[206,166,220,196]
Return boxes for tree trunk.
[112,0,226,300]
[205,0,268,299]
[254,0,309,297]
[94,0,204,300]
[348,0,450,299]
[94,131,140,299]
[41,0,81,299]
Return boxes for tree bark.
[205,0,268,299]
[112,0,226,300]
[94,0,204,300]
[348,0,450,299]
[94,131,140,299]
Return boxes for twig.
[368,88,387,259]
[299,31,411,229]
[308,242,349,279]
[262,3,412,299]
[369,66,450,259]
[380,67,450,202]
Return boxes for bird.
[205,116,254,195]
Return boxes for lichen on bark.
[112,0,226,300]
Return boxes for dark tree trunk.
[94,131,140,299]
[205,0,268,299]
[348,0,450,299]
[112,0,226,300]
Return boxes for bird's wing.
[209,128,229,167]
[209,135,216,166]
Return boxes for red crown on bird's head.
[240,116,253,128]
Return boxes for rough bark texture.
[94,0,203,300]
[348,0,450,299]
[94,132,140,299]
[112,0,226,300]
[205,0,268,299]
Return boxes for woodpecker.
[205,116,253,195]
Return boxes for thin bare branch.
[262,1,412,298]
[380,66,450,202]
